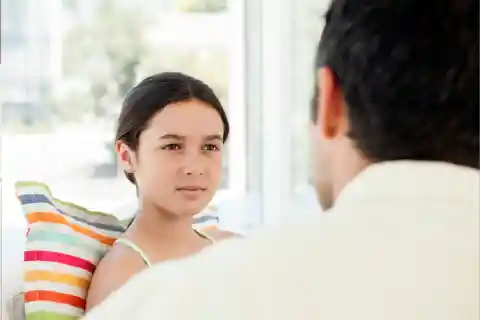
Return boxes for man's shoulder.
[191,214,331,271]
[83,212,352,319]
[138,215,333,317]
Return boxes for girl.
[86,72,236,310]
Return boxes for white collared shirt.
[84,161,480,320]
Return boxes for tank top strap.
[194,228,216,244]
[115,238,153,267]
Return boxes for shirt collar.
[335,160,479,208]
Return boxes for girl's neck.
[125,202,198,245]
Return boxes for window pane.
[175,0,228,12]
[1,0,243,228]
[290,0,328,212]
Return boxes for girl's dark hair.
[115,72,230,184]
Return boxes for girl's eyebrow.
[158,134,223,141]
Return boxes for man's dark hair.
[312,0,479,168]
[116,72,230,184]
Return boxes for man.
[84,0,479,319]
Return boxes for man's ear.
[115,141,135,174]
[316,67,348,140]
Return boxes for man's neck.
[331,145,370,203]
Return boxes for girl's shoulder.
[206,229,242,242]
[86,242,147,311]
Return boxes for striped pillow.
[15,181,219,320]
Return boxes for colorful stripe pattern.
[16,181,220,320]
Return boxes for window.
[251,0,329,226]
[2,0,329,233]
[176,0,228,12]
[290,0,329,214]
[2,0,28,36]
[1,0,247,229]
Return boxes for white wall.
[1,224,27,319]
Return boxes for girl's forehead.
[142,101,224,138]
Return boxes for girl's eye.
[162,144,182,150]
[203,144,220,151]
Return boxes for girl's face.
[117,99,225,217]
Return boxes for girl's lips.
[176,186,206,191]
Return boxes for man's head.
[311,0,479,210]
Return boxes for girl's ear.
[115,140,136,174]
